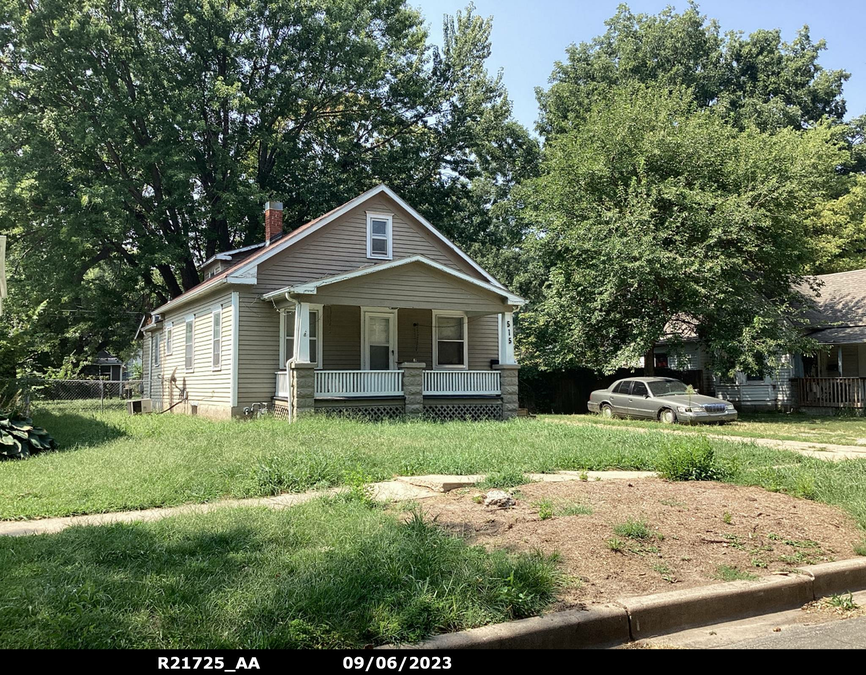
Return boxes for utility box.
[127,399,153,415]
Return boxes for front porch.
[264,256,522,421]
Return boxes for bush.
[0,413,56,460]
[656,437,726,481]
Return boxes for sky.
[415,0,866,133]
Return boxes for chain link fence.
[1,378,145,414]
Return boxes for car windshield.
[647,380,690,396]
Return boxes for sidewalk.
[0,470,656,537]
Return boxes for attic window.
[205,264,221,279]
[366,213,392,260]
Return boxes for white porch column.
[295,302,312,363]
[498,312,516,365]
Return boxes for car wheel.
[600,404,614,419]
[659,408,677,424]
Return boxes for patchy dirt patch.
[399,478,863,608]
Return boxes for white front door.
[363,311,396,370]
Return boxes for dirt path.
[0,470,655,537]
[547,417,866,461]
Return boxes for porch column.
[498,312,516,365]
[399,362,426,419]
[290,361,316,420]
[295,301,312,363]
[493,363,520,420]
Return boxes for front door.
[363,311,395,370]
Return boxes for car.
[586,377,737,424]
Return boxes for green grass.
[544,412,866,446]
[713,565,759,582]
[3,411,866,542]
[613,518,655,540]
[0,497,558,648]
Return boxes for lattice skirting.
[423,402,503,422]
[315,403,405,422]
[273,400,290,420]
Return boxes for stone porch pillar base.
[290,361,316,421]
[399,362,426,419]
[493,363,520,420]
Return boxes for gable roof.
[800,268,866,328]
[261,255,525,306]
[152,185,505,315]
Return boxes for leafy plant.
[827,593,859,611]
[607,537,625,553]
[0,412,56,460]
[534,500,554,520]
[657,438,727,482]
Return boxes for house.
[656,268,866,412]
[81,350,124,381]
[140,185,522,421]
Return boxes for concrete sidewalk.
[0,470,656,537]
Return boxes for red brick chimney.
[264,201,283,245]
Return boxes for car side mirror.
[644,394,650,399]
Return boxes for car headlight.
[725,403,736,411]
[677,406,692,413]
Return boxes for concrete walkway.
[548,417,866,462]
[0,470,656,538]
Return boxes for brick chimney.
[264,201,283,245]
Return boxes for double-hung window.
[212,307,222,371]
[165,322,173,356]
[366,213,392,259]
[152,334,161,368]
[184,317,194,371]
[433,312,467,369]
[281,307,296,365]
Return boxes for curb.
[388,558,866,649]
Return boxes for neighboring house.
[81,350,124,381]
[657,268,866,412]
[141,185,522,421]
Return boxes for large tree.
[537,1,850,136]
[0,0,534,375]
[516,83,848,377]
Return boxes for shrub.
[657,437,726,481]
[0,413,56,460]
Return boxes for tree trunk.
[644,346,655,377]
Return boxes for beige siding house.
[141,185,522,421]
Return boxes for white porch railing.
[315,370,404,398]
[275,371,290,398]
[424,370,501,396]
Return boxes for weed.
[478,468,530,490]
[854,541,866,557]
[827,593,859,611]
[652,563,677,583]
[534,500,554,521]
[713,565,758,582]
[579,471,589,482]
[656,437,727,482]
[607,537,625,553]
[614,518,654,540]
[557,502,593,517]
[723,511,733,525]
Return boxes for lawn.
[1,409,866,528]
[0,495,557,648]
[544,412,866,447]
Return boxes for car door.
[626,381,654,418]
[608,380,632,415]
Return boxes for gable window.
[366,213,392,260]
[433,311,467,370]
[185,316,194,371]
[165,322,173,356]
[212,306,222,371]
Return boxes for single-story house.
[141,185,522,421]
[655,268,866,412]
[81,350,124,381]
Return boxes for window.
[308,308,320,367]
[165,322,173,356]
[654,353,668,369]
[281,308,296,365]
[433,312,467,369]
[152,333,161,368]
[184,317,194,371]
[613,380,631,394]
[366,213,392,259]
[631,381,649,397]
[212,307,222,370]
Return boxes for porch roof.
[261,255,526,307]
[807,325,866,345]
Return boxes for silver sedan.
[586,377,738,424]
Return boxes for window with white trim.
[152,333,161,368]
[366,213,392,259]
[211,307,222,370]
[165,322,173,355]
[281,307,296,365]
[308,308,320,367]
[433,312,467,369]
[184,316,194,371]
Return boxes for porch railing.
[423,370,501,396]
[792,377,866,408]
[315,370,403,398]
[275,371,290,398]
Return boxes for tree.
[810,174,866,273]
[0,0,532,372]
[516,83,848,377]
[537,2,850,136]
